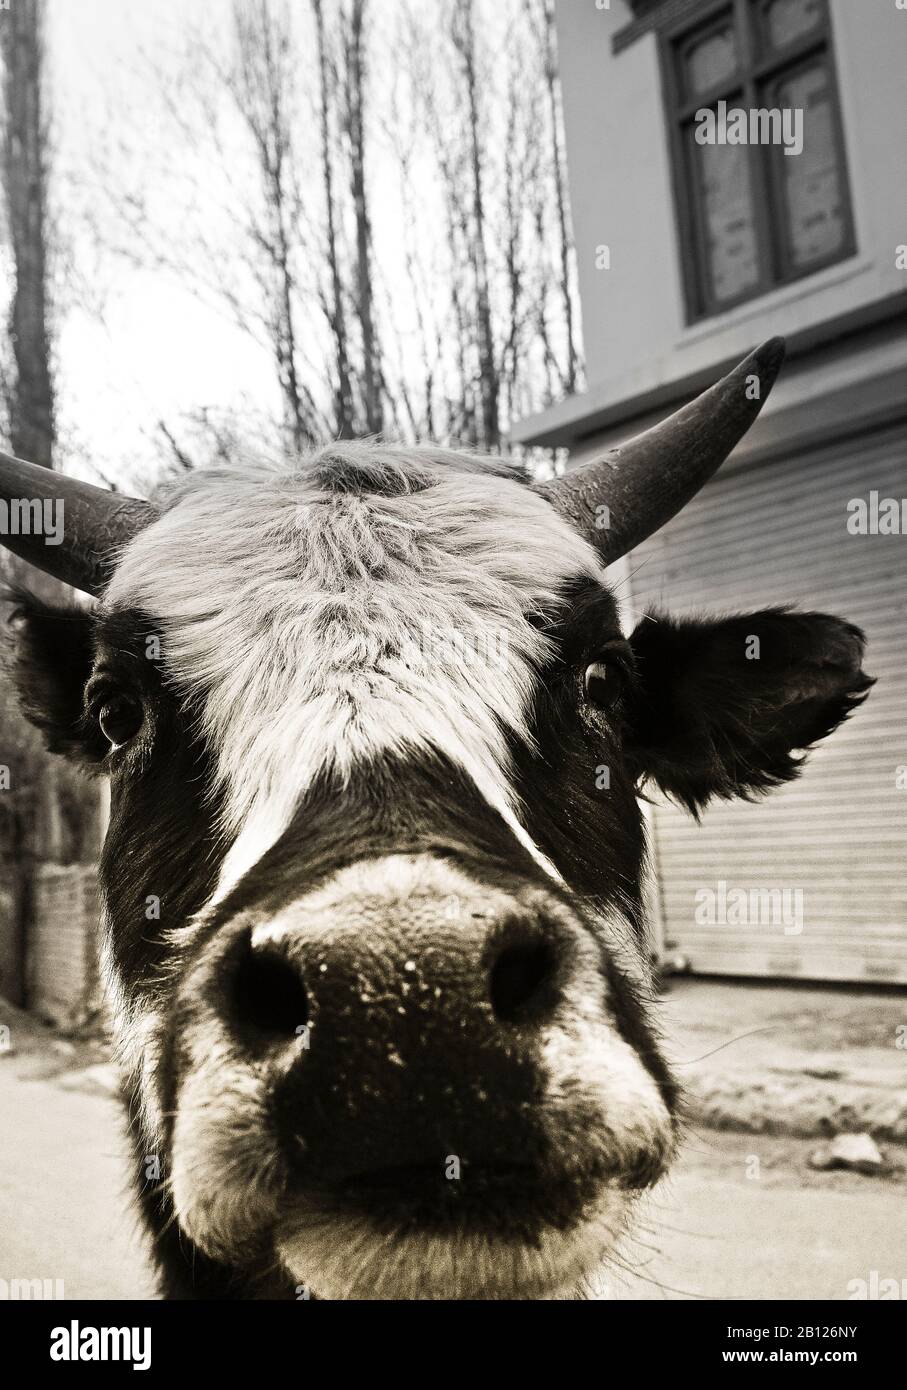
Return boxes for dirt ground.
[659,977,907,1143]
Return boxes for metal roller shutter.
[623,422,907,983]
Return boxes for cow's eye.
[583,658,626,708]
[97,695,144,750]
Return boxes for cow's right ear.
[624,606,872,815]
[2,591,100,763]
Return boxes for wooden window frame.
[659,0,856,323]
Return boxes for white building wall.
[553,0,907,405]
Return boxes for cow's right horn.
[539,336,786,563]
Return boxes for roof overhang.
[511,291,907,451]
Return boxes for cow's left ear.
[2,590,100,762]
[625,607,873,814]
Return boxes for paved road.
[1,1055,903,1301]
[0,1058,156,1299]
[609,1132,905,1301]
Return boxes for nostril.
[489,934,558,1024]
[231,936,309,1044]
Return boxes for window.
[661,0,855,321]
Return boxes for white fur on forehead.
[106,442,604,880]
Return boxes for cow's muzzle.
[168,854,676,1298]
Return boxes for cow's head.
[0,339,872,1298]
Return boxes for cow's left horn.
[0,450,157,595]
[540,337,785,563]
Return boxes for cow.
[0,338,872,1299]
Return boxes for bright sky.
[43,0,532,494]
[52,0,278,492]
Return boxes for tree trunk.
[231,0,313,454]
[2,0,54,467]
[344,0,382,436]
[539,0,579,395]
[312,0,355,438]
[451,0,499,452]
[0,0,65,1005]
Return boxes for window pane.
[774,62,847,269]
[763,0,823,49]
[682,23,738,98]
[689,133,761,305]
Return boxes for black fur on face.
[2,579,872,1298]
[92,610,225,998]
[514,579,648,923]
[2,599,227,998]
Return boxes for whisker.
[672,1025,785,1066]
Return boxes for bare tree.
[448,0,499,451]
[498,28,533,431]
[87,0,329,462]
[1,0,54,466]
[0,0,99,1006]
[395,0,582,454]
[312,0,355,438]
[341,0,383,435]
[91,0,395,458]
[534,0,579,395]
[85,0,582,469]
[230,0,314,453]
